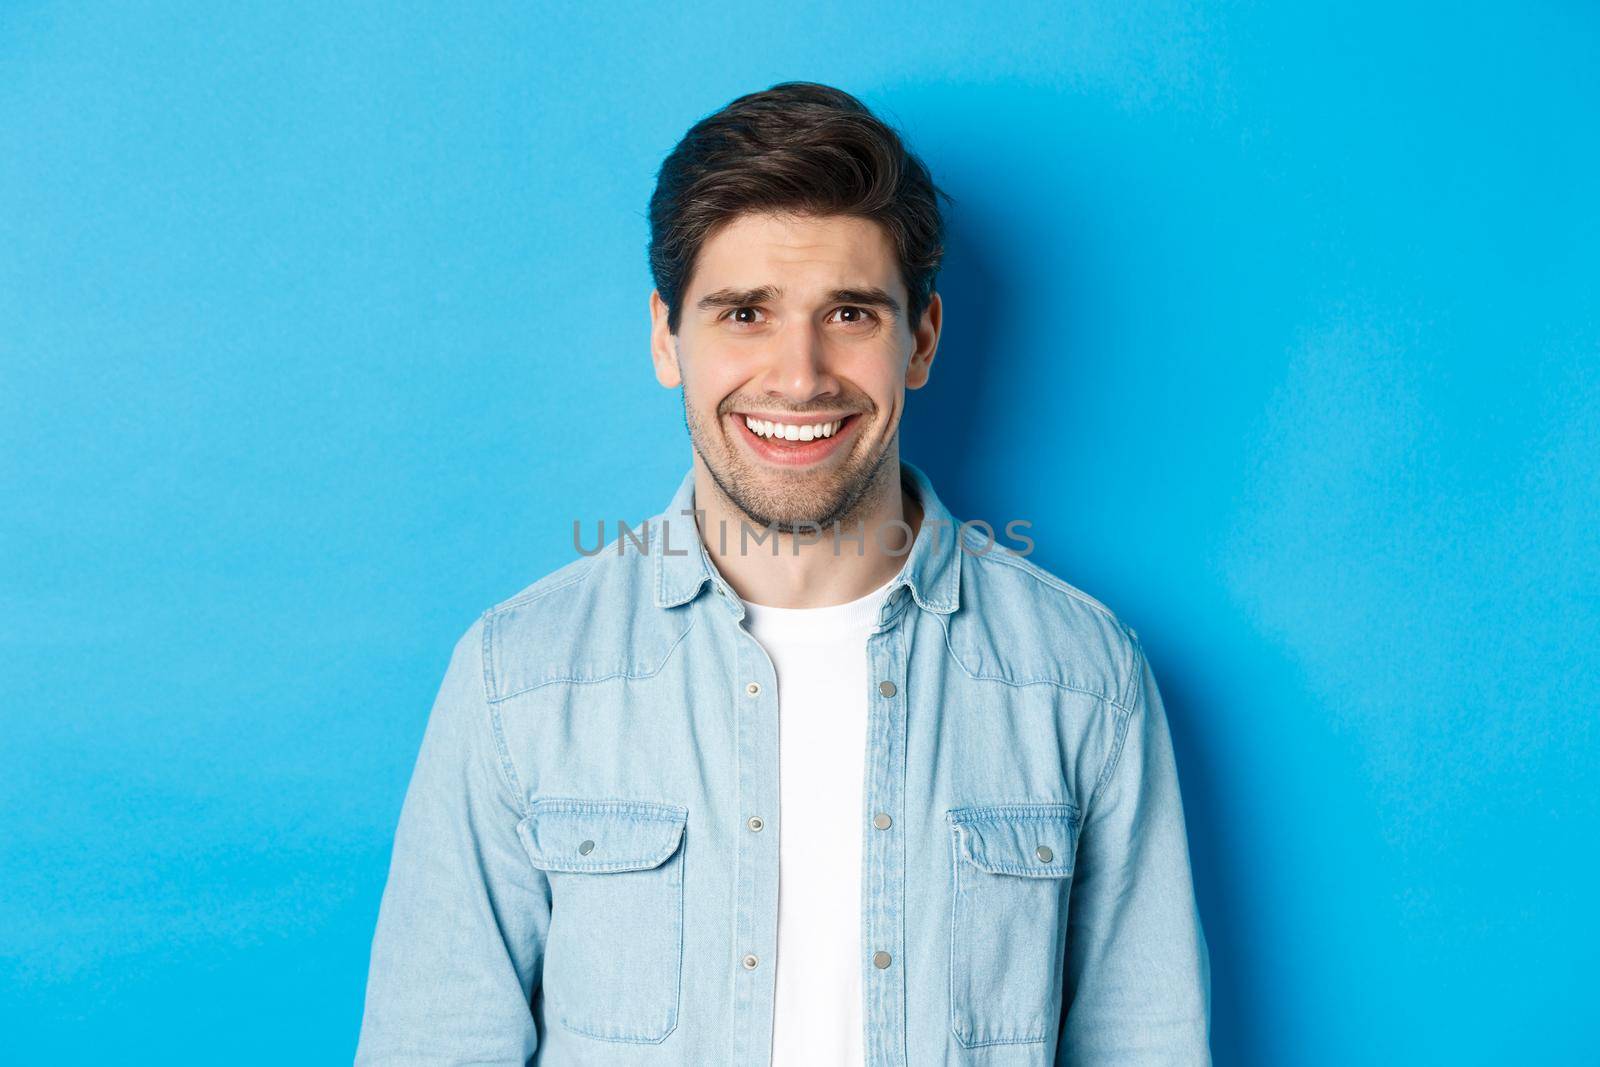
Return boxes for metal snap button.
[578,839,595,855]
[746,681,761,696]
[1035,844,1053,863]
[872,950,892,969]
[747,815,764,832]
[873,812,892,830]
[878,680,897,698]
[742,954,759,970]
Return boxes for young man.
[355,82,1210,1066]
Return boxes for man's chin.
[696,438,879,528]
[729,497,844,533]
[719,475,849,530]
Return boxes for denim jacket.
[354,460,1211,1066]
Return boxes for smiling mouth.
[739,414,853,442]
[729,411,863,465]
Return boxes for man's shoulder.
[475,514,686,702]
[954,529,1144,710]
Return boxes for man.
[355,81,1210,1066]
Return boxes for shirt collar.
[652,458,962,615]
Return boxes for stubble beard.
[682,391,897,536]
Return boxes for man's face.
[650,211,940,532]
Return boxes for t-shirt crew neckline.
[738,576,896,643]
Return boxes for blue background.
[3,2,1596,1063]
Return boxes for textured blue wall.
[3,3,1595,1062]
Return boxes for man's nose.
[760,320,833,397]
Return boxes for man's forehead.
[688,211,902,296]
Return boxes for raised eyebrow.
[696,285,781,311]
[829,287,901,319]
[693,284,902,318]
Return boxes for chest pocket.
[518,797,689,1044]
[947,802,1080,1048]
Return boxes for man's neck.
[689,457,923,609]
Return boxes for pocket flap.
[519,797,688,873]
[949,803,1079,877]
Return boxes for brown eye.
[834,306,875,325]
[731,307,760,324]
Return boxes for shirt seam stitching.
[479,608,530,819]
[933,611,1136,710]
[487,615,698,702]
[967,541,1129,634]
[1085,639,1143,818]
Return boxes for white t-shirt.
[739,577,896,1067]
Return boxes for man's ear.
[649,290,681,388]
[905,290,942,390]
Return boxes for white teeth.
[742,416,846,441]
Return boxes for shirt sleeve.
[1057,636,1212,1065]
[354,614,549,1066]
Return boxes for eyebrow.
[695,284,902,319]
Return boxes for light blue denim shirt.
[354,460,1210,1066]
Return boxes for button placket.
[862,623,910,1067]
[729,603,781,1062]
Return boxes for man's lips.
[729,411,863,467]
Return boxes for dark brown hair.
[648,81,950,335]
